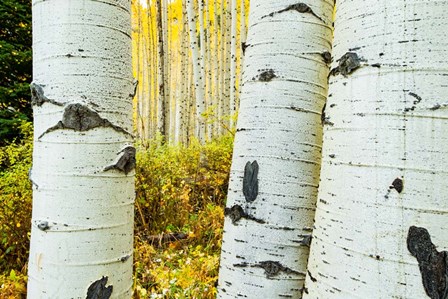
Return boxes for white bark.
[304,1,448,298]
[212,0,220,136]
[217,0,333,297]
[186,0,206,142]
[28,0,134,297]
[229,0,238,127]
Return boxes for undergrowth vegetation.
[0,123,233,298]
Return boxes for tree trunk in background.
[217,0,333,297]
[186,0,206,142]
[212,0,220,136]
[156,0,168,140]
[229,0,237,128]
[304,0,448,298]
[28,0,134,297]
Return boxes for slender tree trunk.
[217,1,333,297]
[304,1,448,298]
[229,0,238,127]
[156,0,168,140]
[28,0,134,297]
[186,0,206,142]
[212,0,220,136]
[162,0,171,143]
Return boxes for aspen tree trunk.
[198,0,207,103]
[186,0,206,142]
[28,0,134,297]
[156,0,168,140]
[218,0,226,135]
[229,0,238,127]
[212,0,220,136]
[217,1,333,297]
[204,0,214,140]
[304,1,448,298]
[223,3,231,127]
[162,0,171,143]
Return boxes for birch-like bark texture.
[217,1,333,297]
[304,1,448,298]
[28,0,134,297]
[229,0,238,127]
[186,0,206,142]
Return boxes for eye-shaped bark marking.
[224,204,265,225]
[407,226,448,299]
[30,83,63,107]
[104,146,136,175]
[243,161,259,202]
[39,103,132,138]
[86,276,113,299]
[264,3,325,23]
[234,261,301,278]
[337,52,361,77]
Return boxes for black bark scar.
[104,146,136,175]
[407,226,448,299]
[241,42,249,55]
[321,51,332,64]
[243,161,259,202]
[130,79,138,98]
[264,3,325,23]
[337,52,361,77]
[30,83,64,107]
[233,261,301,278]
[299,234,312,247]
[39,103,132,138]
[390,177,404,193]
[321,103,326,125]
[86,276,113,299]
[256,69,277,82]
[405,92,423,112]
[224,204,265,225]
[37,221,49,231]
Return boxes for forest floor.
[0,122,233,299]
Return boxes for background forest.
[0,0,247,297]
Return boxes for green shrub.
[135,135,233,235]
[0,121,32,274]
